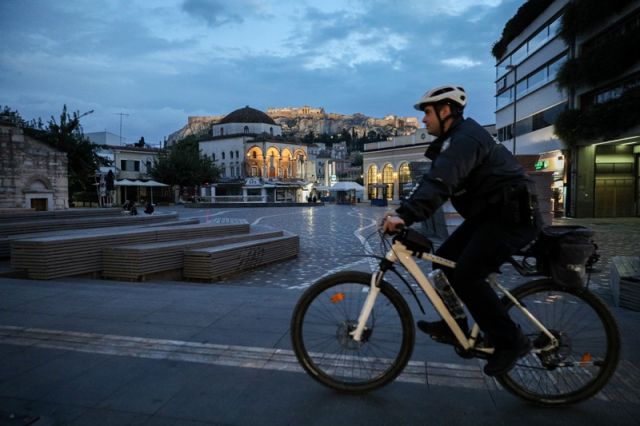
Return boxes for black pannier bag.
[533,226,596,288]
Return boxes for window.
[244,126,249,134]
[496,87,513,109]
[252,151,257,159]
[229,151,233,159]
[220,127,224,136]
[497,125,513,142]
[236,150,239,158]
[547,54,566,80]
[496,58,511,79]
[212,153,216,161]
[525,68,547,94]
[120,160,140,172]
[222,152,225,160]
[592,74,640,105]
[498,103,566,141]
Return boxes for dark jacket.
[396,117,530,225]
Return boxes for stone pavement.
[0,204,639,425]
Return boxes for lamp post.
[506,64,518,155]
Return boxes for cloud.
[302,29,408,70]
[400,0,504,17]
[181,0,272,27]
[441,57,483,69]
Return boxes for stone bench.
[10,222,249,280]
[183,232,299,282]
[0,212,183,258]
[611,256,640,311]
[0,208,122,223]
[102,228,284,281]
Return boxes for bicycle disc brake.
[337,320,372,349]
[533,329,571,369]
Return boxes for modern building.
[494,0,640,217]
[198,106,315,203]
[0,120,69,210]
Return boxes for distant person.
[122,199,132,211]
[130,203,138,216]
[144,202,154,215]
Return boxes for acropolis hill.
[167,106,420,144]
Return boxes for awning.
[115,179,168,187]
[328,181,365,192]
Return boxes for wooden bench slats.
[183,233,299,281]
[102,230,284,280]
[611,256,640,311]
[10,222,250,279]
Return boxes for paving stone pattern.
[183,205,640,303]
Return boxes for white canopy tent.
[115,179,169,204]
[328,181,365,192]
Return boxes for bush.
[554,87,640,145]
[492,0,555,60]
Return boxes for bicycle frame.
[350,239,559,354]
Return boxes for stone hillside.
[167,109,419,144]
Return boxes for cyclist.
[383,85,542,376]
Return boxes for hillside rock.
[166,107,419,144]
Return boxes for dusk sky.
[1,0,524,146]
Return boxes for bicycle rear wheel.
[290,271,415,393]
[498,279,620,406]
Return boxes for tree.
[46,105,102,198]
[149,135,221,188]
[136,136,146,147]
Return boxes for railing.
[197,195,267,203]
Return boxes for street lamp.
[506,64,518,155]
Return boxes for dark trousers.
[434,215,540,348]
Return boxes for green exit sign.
[535,160,548,170]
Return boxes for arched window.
[398,163,411,197]
[244,126,249,134]
[382,164,394,200]
[220,127,224,136]
[270,127,274,136]
[222,152,225,160]
[252,151,257,159]
[367,164,378,200]
[229,151,233,159]
[236,150,239,158]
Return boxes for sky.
[0,0,524,146]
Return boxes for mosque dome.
[219,106,276,125]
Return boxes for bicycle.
[290,225,620,406]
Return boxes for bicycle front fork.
[349,271,384,342]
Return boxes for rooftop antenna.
[114,112,129,145]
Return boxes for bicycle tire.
[291,271,415,393]
[497,279,620,406]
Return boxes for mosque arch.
[382,163,395,200]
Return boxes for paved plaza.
[0,204,639,425]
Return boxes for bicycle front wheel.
[290,271,415,393]
[498,279,620,406]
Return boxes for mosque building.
[198,106,315,203]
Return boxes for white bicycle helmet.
[413,85,467,111]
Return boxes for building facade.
[494,0,640,217]
[362,129,436,202]
[89,132,163,205]
[198,106,315,203]
[0,121,69,210]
